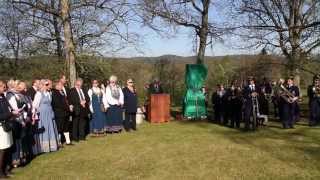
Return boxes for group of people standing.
[211,75,320,131]
[0,75,138,178]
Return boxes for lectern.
[148,94,170,123]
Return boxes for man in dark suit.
[149,79,164,94]
[242,76,260,131]
[59,75,70,98]
[226,82,242,128]
[52,81,72,145]
[69,78,89,142]
[58,75,72,134]
[26,79,40,100]
[211,84,228,125]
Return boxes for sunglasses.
[128,81,134,84]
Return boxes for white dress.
[0,94,13,150]
[0,125,13,150]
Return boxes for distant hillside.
[0,54,319,105]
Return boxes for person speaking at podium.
[148,79,164,94]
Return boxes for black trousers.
[55,116,70,133]
[214,106,226,124]
[282,103,295,128]
[124,112,136,131]
[244,103,254,130]
[72,116,86,141]
[309,99,320,126]
[230,107,241,128]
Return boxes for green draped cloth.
[184,64,208,118]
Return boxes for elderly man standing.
[69,78,89,142]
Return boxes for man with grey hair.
[69,78,89,142]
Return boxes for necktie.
[79,89,84,101]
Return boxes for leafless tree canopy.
[228,0,320,68]
[136,0,224,64]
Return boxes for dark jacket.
[211,90,228,110]
[26,87,37,101]
[287,85,300,98]
[123,87,138,113]
[149,83,164,94]
[69,87,89,117]
[242,85,260,106]
[51,89,69,119]
[0,94,12,122]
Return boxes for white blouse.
[7,92,19,110]
[32,91,51,113]
[88,87,106,113]
[103,85,124,106]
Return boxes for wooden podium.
[148,94,170,123]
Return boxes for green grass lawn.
[12,120,320,180]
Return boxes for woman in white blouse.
[104,75,124,133]
[88,80,107,136]
[33,79,59,153]
[6,79,25,167]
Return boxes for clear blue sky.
[114,25,255,58]
[111,1,257,58]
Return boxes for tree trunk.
[196,0,210,64]
[51,0,63,59]
[61,0,76,87]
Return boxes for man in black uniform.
[212,84,228,125]
[242,76,260,131]
[226,81,242,128]
[307,74,320,126]
[281,77,300,129]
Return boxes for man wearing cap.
[242,76,260,131]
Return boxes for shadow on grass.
[176,118,320,169]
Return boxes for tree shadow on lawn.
[177,119,320,169]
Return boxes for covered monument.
[183,64,208,119]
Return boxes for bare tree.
[137,0,222,64]
[0,1,33,66]
[12,0,137,86]
[228,0,320,83]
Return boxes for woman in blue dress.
[88,80,106,136]
[104,75,124,133]
[33,79,59,153]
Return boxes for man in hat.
[307,74,320,126]
[282,76,300,129]
[242,76,260,130]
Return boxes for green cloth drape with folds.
[183,64,208,118]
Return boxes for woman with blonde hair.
[33,79,59,153]
[6,79,26,167]
[88,80,107,136]
[122,79,138,132]
[103,75,124,133]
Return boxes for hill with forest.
[0,54,319,105]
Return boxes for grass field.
[11,118,320,180]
